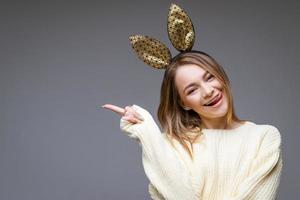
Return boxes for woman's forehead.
[175,64,207,82]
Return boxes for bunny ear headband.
[129,3,196,69]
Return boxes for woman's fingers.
[102,104,125,116]
[125,106,144,121]
[102,104,144,123]
[122,115,144,124]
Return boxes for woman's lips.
[205,93,223,107]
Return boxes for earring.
[183,106,191,111]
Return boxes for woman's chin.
[204,106,228,119]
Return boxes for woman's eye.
[207,74,214,80]
[187,89,196,95]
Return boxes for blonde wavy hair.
[157,50,245,159]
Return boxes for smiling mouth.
[204,93,222,106]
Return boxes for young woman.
[102,4,283,200]
[102,51,282,200]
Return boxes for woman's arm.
[148,183,165,200]
[224,126,283,200]
[120,104,197,200]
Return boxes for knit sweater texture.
[120,105,283,200]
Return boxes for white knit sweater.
[120,105,283,200]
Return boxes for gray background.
[0,0,299,199]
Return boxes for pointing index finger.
[101,104,125,116]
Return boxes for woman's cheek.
[191,93,203,107]
[212,79,222,88]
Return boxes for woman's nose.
[201,84,214,98]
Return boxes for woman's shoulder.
[247,121,282,154]
[161,132,178,144]
[246,120,280,132]
[245,121,281,142]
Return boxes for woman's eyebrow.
[183,71,209,93]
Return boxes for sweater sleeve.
[120,104,196,200]
[225,126,283,200]
[148,183,165,200]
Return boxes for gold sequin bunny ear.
[129,35,172,69]
[129,3,196,69]
[167,4,195,52]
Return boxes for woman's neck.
[201,116,228,129]
[201,116,242,130]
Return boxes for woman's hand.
[102,104,144,124]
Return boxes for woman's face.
[175,64,229,120]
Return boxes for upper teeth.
[205,95,219,106]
